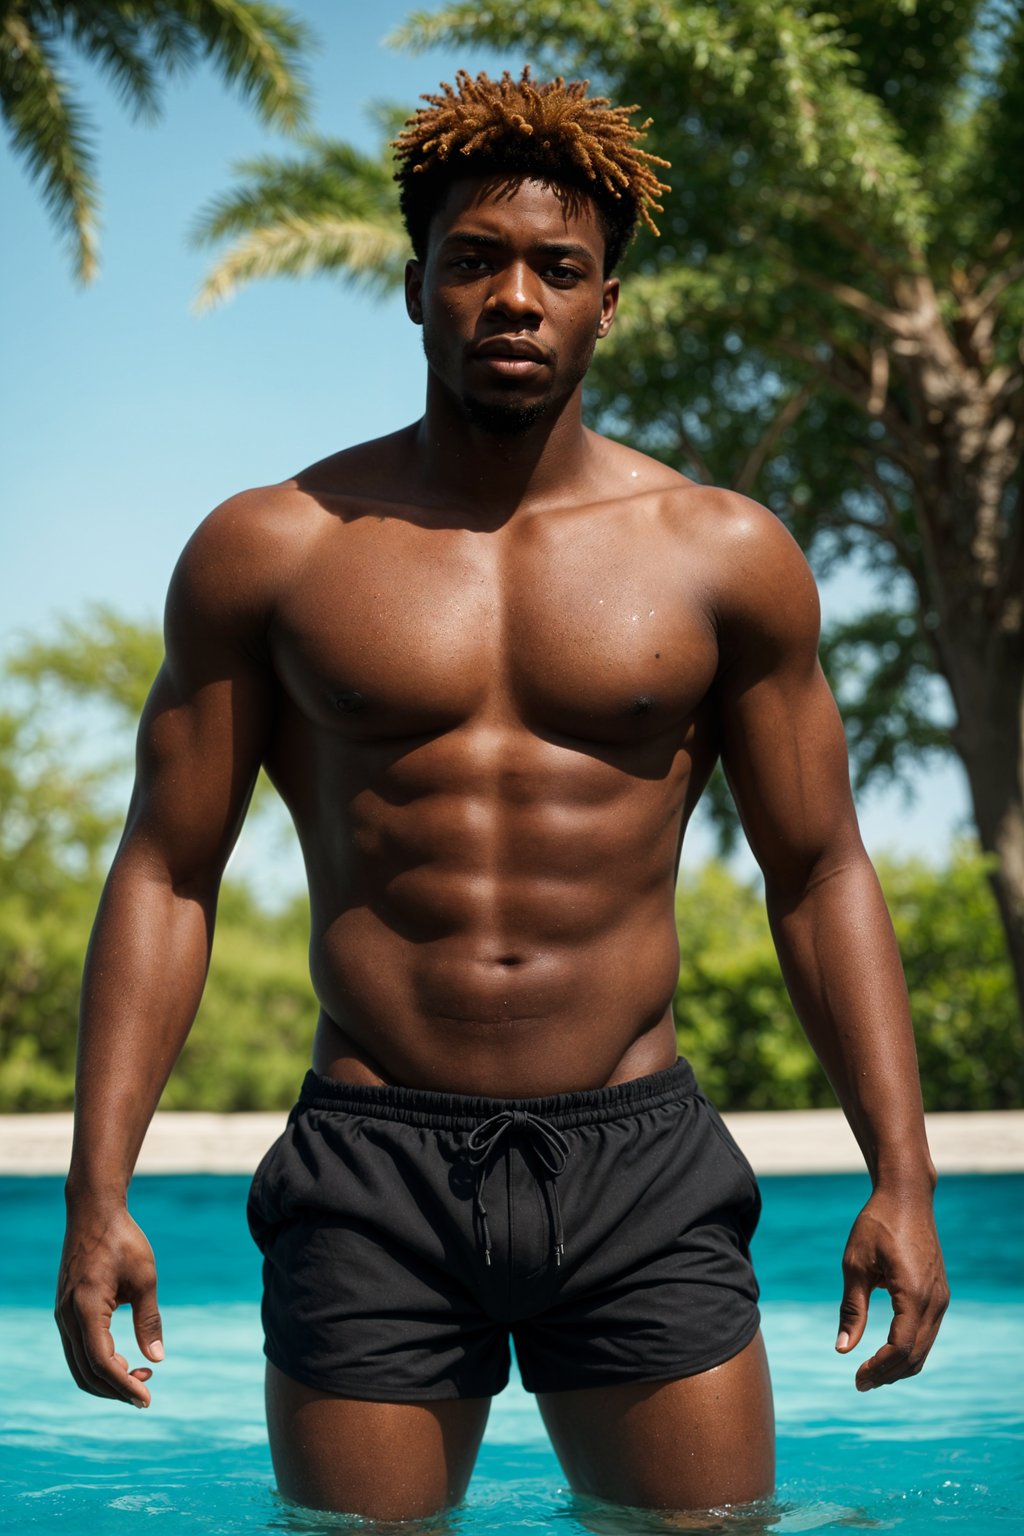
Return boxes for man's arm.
[712,492,949,1391]
[56,494,281,1408]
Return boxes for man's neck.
[412,377,594,521]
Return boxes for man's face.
[405,175,619,435]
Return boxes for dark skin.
[56,174,948,1520]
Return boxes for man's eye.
[453,256,488,271]
[547,265,581,283]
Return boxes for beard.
[421,324,597,438]
[461,395,550,436]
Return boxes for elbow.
[111,834,225,909]
[762,828,872,914]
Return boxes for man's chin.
[461,393,551,437]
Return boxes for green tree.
[675,845,1021,1111]
[196,2,1024,1017]
[0,0,312,281]
[0,611,315,1112]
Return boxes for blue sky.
[0,1,974,904]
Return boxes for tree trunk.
[943,643,1024,1016]
[881,272,1024,1017]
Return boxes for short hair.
[392,68,671,276]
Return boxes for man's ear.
[405,259,424,325]
[597,277,620,339]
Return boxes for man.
[56,69,948,1522]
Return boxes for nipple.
[334,689,366,714]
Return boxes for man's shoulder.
[186,426,417,561]
[291,427,417,505]
[652,479,795,551]
[682,489,821,669]
[590,440,802,558]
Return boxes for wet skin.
[56,176,947,1520]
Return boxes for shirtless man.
[55,70,948,1522]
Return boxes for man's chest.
[269,513,720,745]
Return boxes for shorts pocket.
[697,1093,761,1207]
[246,1124,293,1252]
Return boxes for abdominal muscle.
[272,697,697,1098]
[304,821,685,1098]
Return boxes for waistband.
[295,1055,699,1130]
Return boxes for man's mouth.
[476,356,545,376]
[470,338,551,375]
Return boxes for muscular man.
[56,70,948,1521]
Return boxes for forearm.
[766,852,936,1193]
[66,845,217,1201]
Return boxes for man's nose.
[483,262,542,324]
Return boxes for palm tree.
[1,0,312,281]
[191,105,408,311]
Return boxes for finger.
[112,1345,154,1382]
[57,1315,121,1400]
[836,1273,872,1351]
[76,1300,151,1406]
[855,1293,928,1390]
[56,1301,122,1401]
[853,1345,914,1394]
[112,1352,153,1384]
[860,1301,949,1390]
[130,1281,164,1364]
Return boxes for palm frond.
[0,10,99,281]
[110,4,199,76]
[190,138,397,245]
[364,98,416,142]
[193,212,409,312]
[178,0,312,132]
[53,8,161,122]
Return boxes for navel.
[628,695,658,717]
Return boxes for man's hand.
[55,1200,164,1408]
[835,1187,949,1391]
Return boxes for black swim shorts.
[247,1056,762,1401]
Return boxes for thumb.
[837,1272,871,1352]
[131,1285,164,1362]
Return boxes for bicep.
[121,508,278,892]
[715,509,863,892]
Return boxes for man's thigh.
[536,1329,775,1513]
[265,1360,492,1519]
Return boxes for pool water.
[1,1172,1021,1533]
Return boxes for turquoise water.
[1,1172,1021,1533]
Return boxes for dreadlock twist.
[393,68,671,274]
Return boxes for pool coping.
[1,1108,1021,1175]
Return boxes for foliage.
[0,651,317,1111]
[674,844,1022,1111]
[7,603,164,719]
[0,0,312,280]
[146,881,316,1111]
[191,117,411,310]
[0,858,317,1114]
[0,610,312,1111]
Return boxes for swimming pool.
[2,1172,1020,1533]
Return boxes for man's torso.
[227,428,743,1096]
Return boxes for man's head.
[393,68,671,278]
[396,70,670,437]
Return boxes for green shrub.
[674,842,1021,1110]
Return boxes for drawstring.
[465,1108,570,1268]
